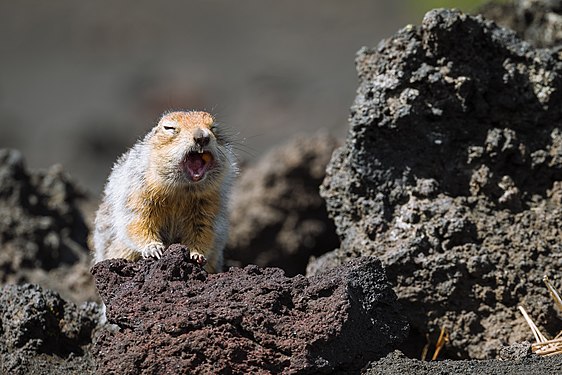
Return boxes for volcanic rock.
[0,149,98,303]
[316,9,562,359]
[365,349,562,375]
[226,134,340,276]
[0,283,100,374]
[480,0,562,48]
[91,244,408,374]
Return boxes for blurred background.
[0,0,494,194]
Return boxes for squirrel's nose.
[194,128,210,147]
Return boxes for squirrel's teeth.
[201,153,212,163]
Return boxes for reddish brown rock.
[91,244,407,374]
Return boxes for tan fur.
[93,111,236,273]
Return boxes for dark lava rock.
[480,0,562,48]
[0,283,100,374]
[498,341,533,361]
[365,350,562,375]
[91,244,408,374]
[225,134,340,276]
[316,9,562,359]
[0,149,98,303]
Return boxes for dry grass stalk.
[518,306,547,343]
[518,276,562,356]
[431,327,448,361]
[421,327,449,361]
[533,344,562,356]
[543,275,562,312]
[532,337,562,347]
[421,333,430,361]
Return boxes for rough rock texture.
[480,0,562,48]
[0,149,98,303]
[226,134,340,276]
[365,350,562,375]
[0,283,99,374]
[91,244,408,374]
[316,9,562,359]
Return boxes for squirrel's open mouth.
[182,151,214,182]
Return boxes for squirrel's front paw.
[190,251,207,266]
[141,242,165,259]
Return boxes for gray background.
[0,0,482,193]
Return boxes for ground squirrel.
[92,111,237,272]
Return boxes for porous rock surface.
[0,149,98,303]
[365,349,562,375]
[316,9,562,359]
[226,134,340,276]
[480,0,562,48]
[91,244,408,374]
[0,283,99,374]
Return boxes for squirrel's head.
[148,111,232,189]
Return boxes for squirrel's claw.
[190,251,207,266]
[142,242,165,259]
